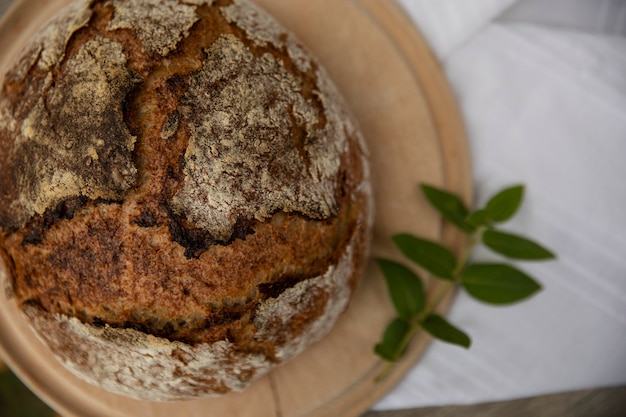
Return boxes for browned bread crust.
[0,0,372,400]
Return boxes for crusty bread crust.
[21,234,361,400]
[0,0,372,400]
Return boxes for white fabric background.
[375,0,626,410]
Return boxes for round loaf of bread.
[0,0,372,401]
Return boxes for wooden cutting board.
[0,1,472,416]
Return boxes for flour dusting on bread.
[107,0,200,56]
[15,37,138,219]
[172,34,344,241]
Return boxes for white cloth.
[375,0,626,410]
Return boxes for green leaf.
[374,318,411,361]
[466,209,492,228]
[421,184,475,234]
[461,263,542,304]
[485,185,525,222]
[421,314,471,348]
[392,234,456,280]
[376,259,425,319]
[483,230,556,260]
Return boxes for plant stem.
[375,318,420,382]
[376,226,486,381]
[452,226,484,279]
[419,281,453,321]
[419,226,484,321]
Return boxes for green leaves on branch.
[375,183,555,367]
[483,230,556,260]
[464,184,525,228]
[485,185,524,222]
[421,184,475,233]
[465,209,492,228]
[462,263,542,304]
[422,314,471,349]
[392,234,456,280]
[420,183,525,231]
[377,259,424,320]
[375,318,411,362]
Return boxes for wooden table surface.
[364,386,626,417]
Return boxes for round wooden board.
[0,1,472,416]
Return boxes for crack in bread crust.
[16,235,359,400]
[0,0,373,400]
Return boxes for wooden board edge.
[295,1,473,416]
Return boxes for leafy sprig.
[375,184,555,374]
